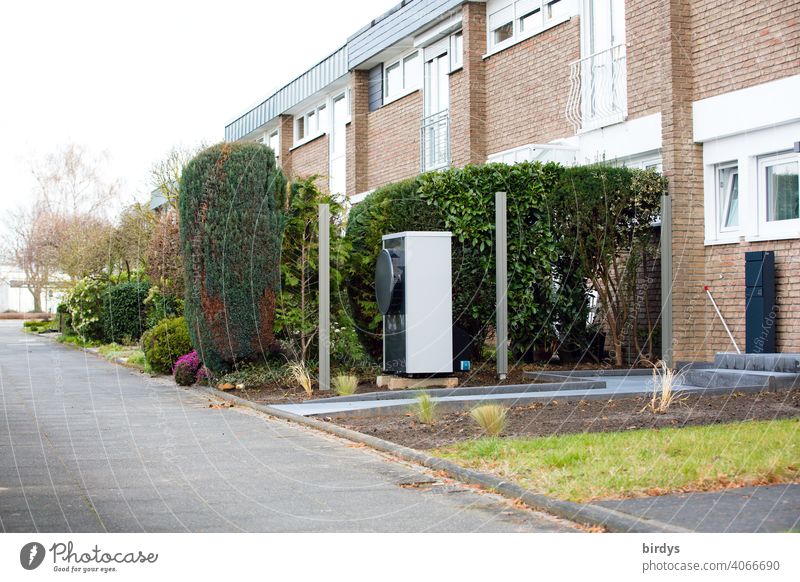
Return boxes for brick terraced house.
[225,0,800,364]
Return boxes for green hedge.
[102,280,150,343]
[141,316,192,374]
[346,162,664,362]
[179,142,287,372]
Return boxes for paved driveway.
[0,322,575,533]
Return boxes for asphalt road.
[0,322,576,533]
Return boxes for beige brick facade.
[290,134,329,193]
[484,18,580,154]
[365,91,422,191]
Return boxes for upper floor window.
[295,103,327,144]
[384,51,421,103]
[450,31,464,71]
[488,0,572,52]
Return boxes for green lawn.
[434,419,800,502]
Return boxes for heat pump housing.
[376,231,453,375]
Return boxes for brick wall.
[626,0,664,119]
[704,241,800,357]
[661,0,708,363]
[451,1,487,167]
[290,134,329,192]
[347,69,370,196]
[483,18,580,155]
[691,0,800,102]
[365,90,422,191]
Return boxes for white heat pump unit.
[375,231,453,375]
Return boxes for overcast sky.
[0,0,398,223]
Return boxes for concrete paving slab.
[594,484,800,532]
[0,321,577,533]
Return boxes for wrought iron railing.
[566,44,627,131]
[420,109,450,172]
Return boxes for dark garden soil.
[223,360,631,405]
[327,389,800,449]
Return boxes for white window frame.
[716,162,739,234]
[486,0,575,55]
[258,128,280,162]
[294,102,328,146]
[449,31,464,72]
[757,150,800,239]
[383,50,422,104]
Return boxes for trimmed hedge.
[141,316,192,374]
[346,162,665,362]
[179,142,287,372]
[102,280,150,343]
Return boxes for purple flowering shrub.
[173,350,201,386]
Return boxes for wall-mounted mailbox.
[745,250,776,354]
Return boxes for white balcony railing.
[566,44,627,132]
[420,110,450,172]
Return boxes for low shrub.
[413,392,437,425]
[102,280,151,343]
[141,316,192,374]
[470,404,508,436]
[173,351,201,386]
[64,278,108,341]
[287,361,312,395]
[332,374,359,396]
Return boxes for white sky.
[0,0,398,222]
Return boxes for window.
[717,163,739,231]
[762,154,799,222]
[263,130,280,163]
[384,50,421,102]
[450,31,464,71]
[295,103,328,144]
[488,0,574,50]
[489,4,514,46]
[519,4,541,33]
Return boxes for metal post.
[660,193,673,367]
[318,203,330,391]
[496,192,508,380]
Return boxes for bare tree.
[3,202,59,312]
[110,202,156,278]
[33,144,119,217]
[52,212,114,281]
[149,145,201,210]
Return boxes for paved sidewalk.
[595,484,800,533]
[0,322,576,533]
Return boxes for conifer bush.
[179,142,287,372]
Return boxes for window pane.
[766,161,800,222]
[296,117,304,140]
[520,8,542,32]
[718,165,738,229]
[546,0,568,20]
[317,105,327,133]
[404,52,420,89]
[489,5,514,44]
[307,110,316,134]
[725,173,739,228]
[268,131,279,155]
[386,61,402,96]
[451,32,463,68]
[493,21,513,44]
